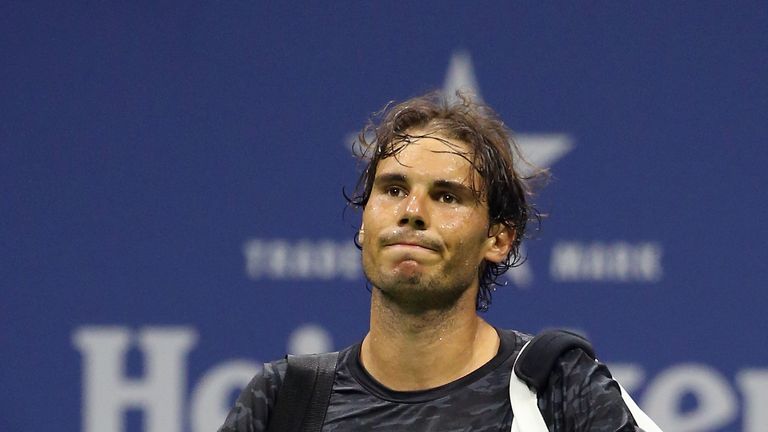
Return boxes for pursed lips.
[385,241,439,252]
[379,231,442,253]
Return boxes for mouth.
[385,241,438,252]
[380,231,442,253]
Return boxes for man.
[219,92,644,431]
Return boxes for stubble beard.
[363,258,476,315]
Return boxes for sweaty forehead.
[387,131,468,160]
[397,128,469,152]
[376,131,483,189]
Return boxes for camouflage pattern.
[219,329,642,431]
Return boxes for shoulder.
[527,333,639,431]
[522,330,614,395]
[217,359,287,432]
[218,345,354,432]
[514,329,593,391]
[498,328,533,352]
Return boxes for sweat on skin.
[357,129,514,392]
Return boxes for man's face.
[360,131,508,311]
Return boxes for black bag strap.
[513,329,596,392]
[266,351,340,432]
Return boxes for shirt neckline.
[345,327,520,403]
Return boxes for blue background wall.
[3,2,767,431]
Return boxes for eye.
[439,193,458,204]
[386,186,406,197]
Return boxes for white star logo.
[443,50,573,177]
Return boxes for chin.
[376,269,424,289]
[392,261,427,278]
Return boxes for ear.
[484,224,515,264]
[358,223,365,244]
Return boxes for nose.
[399,191,428,230]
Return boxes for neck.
[360,286,500,391]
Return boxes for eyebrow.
[433,179,475,196]
[373,173,475,196]
[373,173,407,186]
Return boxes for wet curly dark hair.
[347,91,545,311]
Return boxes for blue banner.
[3,2,767,431]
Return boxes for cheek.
[364,197,398,221]
[361,205,385,246]
[438,207,469,228]
[440,212,490,248]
